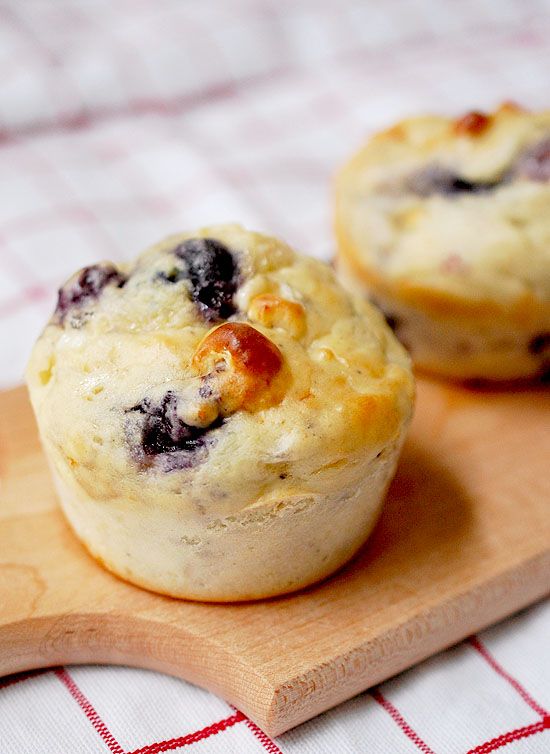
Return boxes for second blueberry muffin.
[26,224,414,601]
[335,104,550,381]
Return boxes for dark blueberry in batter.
[528,332,550,355]
[515,137,550,182]
[55,263,125,322]
[407,165,502,197]
[172,238,239,321]
[127,391,221,470]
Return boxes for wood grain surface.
[0,380,549,735]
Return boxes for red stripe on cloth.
[127,710,246,754]
[467,717,550,754]
[469,636,548,717]
[20,144,124,260]
[54,669,247,754]
[0,285,50,318]
[1,204,100,237]
[0,230,45,288]
[0,67,289,146]
[371,689,436,754]
[54,668,125,754]
[231,706,283,754]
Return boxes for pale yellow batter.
[336,104,550,380]
[27,224,414,601]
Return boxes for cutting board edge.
[264,547,550,735]
[2,547,547,737]
[0,610,278,726]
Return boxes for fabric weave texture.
[1,1,549,751]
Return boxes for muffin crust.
[27,224,414,600]
[335,104,550,380]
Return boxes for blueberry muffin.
[335,104,550,381]
[26,224,414,601]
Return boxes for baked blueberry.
[55,263,125,323]
[172,238,239,321]
[406,165,501,197]
[127,391,221,468]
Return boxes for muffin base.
[368,291,548,382]
[336,260,549,382]
[49,437,404,602]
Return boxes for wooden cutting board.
[0,380,549,736]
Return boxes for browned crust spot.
[248,294,306,339]
[454,111,491,136]
[498,100,526,114]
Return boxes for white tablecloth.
[1,1,549,751]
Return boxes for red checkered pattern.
[1,604,549,752]
[1,1,549,751]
